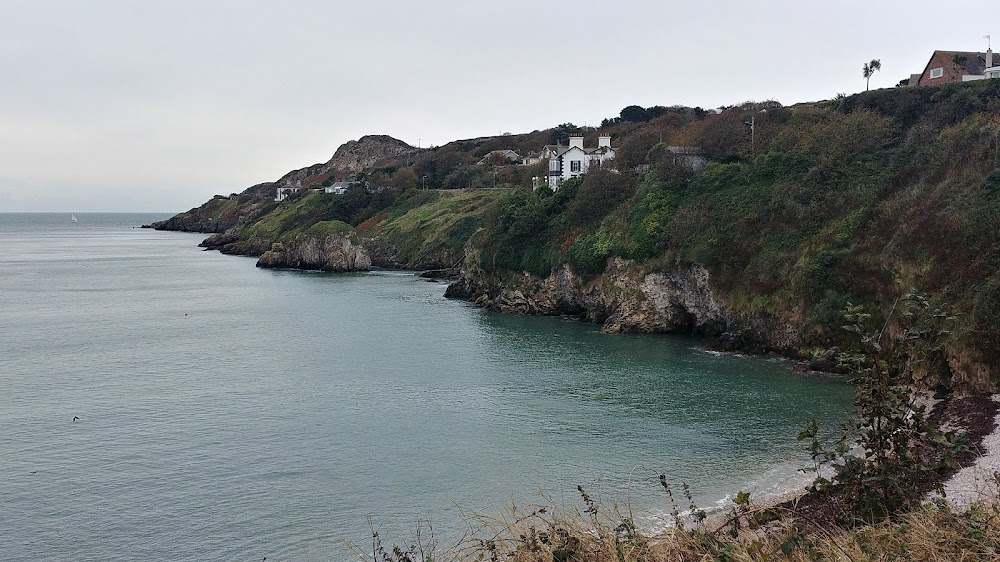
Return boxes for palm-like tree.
[863,59,882,91]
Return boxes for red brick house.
[916,49,996,85]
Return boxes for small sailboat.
[71,213,78,223]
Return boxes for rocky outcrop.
[256,232,371,272]
[325,135,421,174]
[274,135,421,189]
[447,258,801,355]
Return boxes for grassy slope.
[358,189,506,266]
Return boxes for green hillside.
[155,79,1000,390]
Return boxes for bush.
[800,295,966,524]
[566,170,636,225]
[566,232,622,277]
[627,179,677,259]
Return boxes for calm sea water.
[1,213,853,561]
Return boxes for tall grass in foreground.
[357,475,1000,562]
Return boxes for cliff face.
[256,231,371,272]
[447,257,997,393]
[446,259,796,354]
[325,135,421,175]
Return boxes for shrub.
[800,294,966,524]
[566,169,636,225]
[627,179,677,259]
[566,232,622,277]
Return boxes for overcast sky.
[1,0,997,212]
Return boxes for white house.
[323,182,352,195]
[541,134,616,189]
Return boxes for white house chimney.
[598,135,611,149]
[987,48,995,69]
[568,135,584,150]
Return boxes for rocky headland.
[149,81,1000,393]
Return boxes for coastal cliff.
[150,80,1000,392]
[448,259,803,357]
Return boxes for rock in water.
[256,227,371,272]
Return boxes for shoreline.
[749,392,1000,524]
[938,394,1000,508]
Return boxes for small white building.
[275,186,298,202]
[323,182,352,195]
[541,134,616,189]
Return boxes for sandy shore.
[938,394,1000,509]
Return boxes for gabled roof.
[542,145,570,156]
[542,144,616,157]
[920,50,993,79]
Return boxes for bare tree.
[863,59,882,91]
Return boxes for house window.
[929,67,943,79]
[570,160,581,173]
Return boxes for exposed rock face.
[256,233,371,272]
[447,258,801,355]
[275,135,421,189]
[326,135,420,174]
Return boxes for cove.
[0,214,853,561]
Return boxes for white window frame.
[929,67,944,79]
[570,160,582,173]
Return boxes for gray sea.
[0,213,853,561]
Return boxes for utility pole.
[745,115,756,156]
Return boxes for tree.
[863,59,882,91]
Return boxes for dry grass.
[362,480,1000,562]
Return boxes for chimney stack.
[987,48,995,69]
[598,135,611,149]
[569,135,584,149]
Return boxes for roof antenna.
[987,35,992,50]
